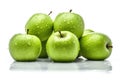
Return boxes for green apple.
[25,12,53,41]
[46,31,80,62]
[9,33,42,61]
[54,10,84,38]
[39,40,48,58]
[80,32,112,60]
[82,29,94,37]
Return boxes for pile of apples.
[9,10,112,62]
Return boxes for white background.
[0,0,120,80]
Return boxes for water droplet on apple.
[67,22,70,24]
[64,20,66,22]
[38,32,40,34]
[15,42,17,45]
[36,24,38,26]
[37,26,39,28]
[27,42,31,46]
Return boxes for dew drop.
[67,22,70,24]
[27,42,31,46]
[70,21,73,23]
[64,20,66,22]
[38,32,40,34]
[15,42,17,45]
[36,24,38,26]
[37,26,39,28]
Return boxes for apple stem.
[69,9,72,13]
[27,29,29,34]
[106,45,113,48]
[48,11,52,15]
[58,31,63,38]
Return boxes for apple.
[39,40,48,58]
[54,9,84,38]
[46,31,80,62]
[25,11,53,41]
[80,32,112,60]
[9,32,42,61]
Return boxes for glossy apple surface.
[25,13,53,41]
[54,10,84,38]
[9,34,42,61]
[46,31,80,62]
[80,32,112,60]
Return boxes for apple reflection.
[10,58,112,71]
[10,59,50,71]
[76,60,112,71]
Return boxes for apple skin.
[25,13,53,41]
[80,32,112,60]
[77,29,94,58]
[54,12,84,39]
[46,31,80,62]
[39,40,48,58]
[9,34,42,61]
